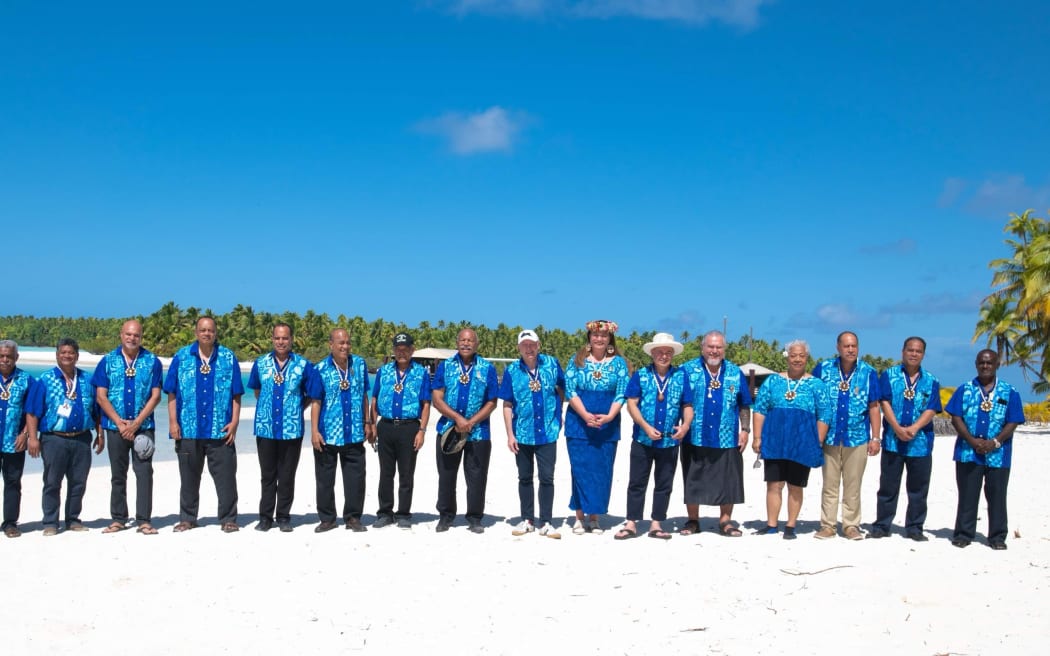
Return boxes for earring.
[607,346,615,355]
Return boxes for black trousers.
[514,442,557,525]
[0,450,25,529]
[257,437,303,522]
[376,419,419,519]
[626,440,678,522]
[106,429,154,523]
[176,439,238,524]
[873,450,932,533]
[436,438,492,522]
[314,442,366,523]
[954,461,1010,543]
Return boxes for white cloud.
[937,173,1050,217]
[438,0,771,27]
[967,174,1050,215]
[415,106,530,155]
[937,177,967,208]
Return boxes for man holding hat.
[500,329,565,539]
[679,330,753,536]
[92,320,164,535]
[431,328,499,534]
[371,332,431,529]
[618,333,694,540]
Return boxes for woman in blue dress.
[752,340,832,540]
[564,319,631,535]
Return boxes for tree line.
[0,301,898,374]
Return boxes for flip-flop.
[102,522,127,534]
[614,527,638,540]
[679,520,700,536]
[136,524,158,535]
[719,520,743,537]
[648,529,672,540]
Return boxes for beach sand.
[4,414,1048,655]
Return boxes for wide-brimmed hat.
[133,433,155,460]
[642,332,684,356]
[439,424,468,455]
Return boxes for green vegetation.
[974,209,1050,395]
[1,302,896,373]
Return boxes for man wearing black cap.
[370,332,431,529]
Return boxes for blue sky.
[2,1,1049,397]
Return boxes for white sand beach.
[4,413,1048,656]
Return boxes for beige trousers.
[820,444,868,529]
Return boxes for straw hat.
[642,332,684,356]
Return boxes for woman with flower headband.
[751,339,832,539]
[564,319,631,535]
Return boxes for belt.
[47,430,90,438]
[379,417,420,426]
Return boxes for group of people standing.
[0,319,1025,549]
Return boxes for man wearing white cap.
[679,330,753,536]
[499,329,565,539]
[617,333,694,540]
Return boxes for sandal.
[136,524,158,535]
[614,527,638,540]
[221,522,240,533]
[719,520,743,537]
[648,529,672,540]
[102,522,127,534]
[679,519,700,536]
[173,521,198,533]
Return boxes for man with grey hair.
[0,340,35,538]
[679,330,752,536]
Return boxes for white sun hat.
[642,332,684,357]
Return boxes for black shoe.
[435,518,452,533]
[345,518,367,532]
[990,541,1008,551]
[868,527,890,539]
[951,538,971,548]
[314,521,337,533]
[906,531,928,542]
[468,521,484,534]
[373,515,395,529]
[782,526,797,540]
[277,521,293,533]
[255,518,273,532]
[397,517,412,530]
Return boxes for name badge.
[58,402,73,418]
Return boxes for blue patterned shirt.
[372,361,431,419]
[625,365,693,448]
[811,358,880,447]
[91,347,163,431]
[0,369,35,453]
[878,365,941,457]
[432,354,499,441]
[946,378,1025,468]
[307,355,370,446]
[564,354,629,441]
[753,375,833,468]
[162,342,244,440]
[27,367,98,433]
[248,352,314,440]
[682,358,753,449]
[498,354,565,446]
